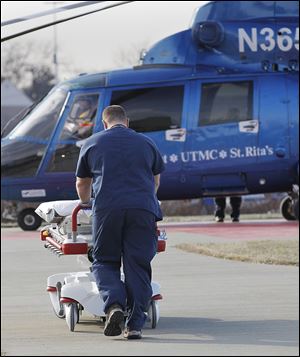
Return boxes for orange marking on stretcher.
[41,230,50,241]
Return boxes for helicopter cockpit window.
[199,81,253,126]
[110,86,183,132]
[47,93,99,173]
[1,89,68,178]
[8,89,68,140]
[59,94,98,141]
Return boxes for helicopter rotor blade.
[1,1,106,27]
[1,1,135,43]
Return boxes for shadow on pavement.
[141,316,299,347]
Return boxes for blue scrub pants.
[92,208,157,331]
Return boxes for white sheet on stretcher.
[35,200,92,223]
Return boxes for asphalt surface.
[1,220,299,356]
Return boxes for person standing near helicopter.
[75,105,165,339]
[214,196,242,222]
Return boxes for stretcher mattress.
[35,200,92,224]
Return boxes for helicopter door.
[286,75,299,161]
[256,75,291,191]
[184,78,258,196]
[108,83,187,199]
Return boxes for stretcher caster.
[146,300,159,329]
[65,303,79,332]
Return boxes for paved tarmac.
[1,220,299,356]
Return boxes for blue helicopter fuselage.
[1,1,299,203]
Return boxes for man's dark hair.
[102,105,127,124]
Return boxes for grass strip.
[176,240,299,266]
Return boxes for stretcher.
[35,200,167,332]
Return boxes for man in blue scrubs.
[75,105,165,339]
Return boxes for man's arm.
[154,174,160,194]
[76,177,92,203]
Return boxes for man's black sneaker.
[215,216,224,223]
[123,328,142,340]
[103,304,124,336]
[232,217,240,222]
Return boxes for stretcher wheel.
[65,303,79,332]
[147,300,158,329]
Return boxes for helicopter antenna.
[1,1,106,27]
[1,1,135,43]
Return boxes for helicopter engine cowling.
[192,21,224,48]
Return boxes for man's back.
[76,125,163,219]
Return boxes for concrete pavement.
[1,222,299,356]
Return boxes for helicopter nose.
[1,138,46,179]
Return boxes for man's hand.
[79,199,93,207]
[154,174,160,194]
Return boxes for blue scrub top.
[76,125,165,221]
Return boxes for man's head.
[102,105,129,130]
[79,99,91,109]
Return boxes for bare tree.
[1,42,34,86]
[113,42,151,68]
[1,40,56,101]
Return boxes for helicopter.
[1,0,299,230]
